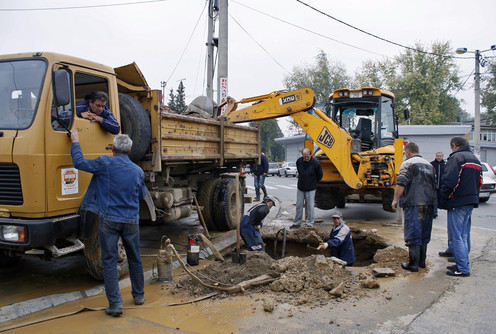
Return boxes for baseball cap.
[264,195,276,206]
[331,211,342,218]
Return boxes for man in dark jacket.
[431,152,446,219]
[439,137,482,277]
[250,153,269,201]
[317,211,355,266]
[292,148,323,228]
[240,196,276,251]
[76,91,120,134]
[392,142,436,272]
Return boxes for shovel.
[232,174,246,264]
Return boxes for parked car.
[268,162,280,176]
[278,162,297,177]
[480,162,496,203]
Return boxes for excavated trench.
[262,226,390,266]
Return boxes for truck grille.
[0,164,23,205]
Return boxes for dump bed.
[160,112,259,167]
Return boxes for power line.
[165,1,208,87]
[295,0,473,60]
[229,13,290,73]
[231,0,387,58]
[0,0,169,11]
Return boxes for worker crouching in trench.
[317,211,356,266]
[240,196,276,251]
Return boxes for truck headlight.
[1,225,26,242]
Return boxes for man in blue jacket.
[439,137,482,277]
[317,211,355,266]
[76,91,120,134]
[70,130,147,316]
[250,153,269,201]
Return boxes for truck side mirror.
[404,108,410,120]
[53,70,71,107]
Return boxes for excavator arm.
[224,88,363,189]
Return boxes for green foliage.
[167,81,187,113]
[359,42,461,125]
[249,119,284,162]
[283,50,352,132]
[482,63,496,125]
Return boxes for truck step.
[47,237,85,257]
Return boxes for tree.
[359,42,462,125]
[167,88,176,112]
[175,81,187,113]
[249,119,284,162]
[166,81,187,113]
[482,62,496,125]
[283,50,352,132]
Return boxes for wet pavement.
[1,194,496,333]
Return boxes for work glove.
[317,242,328,251]
[254,225,261,231]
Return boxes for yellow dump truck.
[0,52,259,278]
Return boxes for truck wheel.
[315,185,336,210]
[197,178,221,230]
[213,178,244,231]
[83,219,129,281]
[118,93,151,162]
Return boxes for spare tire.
[118,93,151,162]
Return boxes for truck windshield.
[0,59,46,130]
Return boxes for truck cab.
[0,52,123,265]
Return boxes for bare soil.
[174,227,412,308]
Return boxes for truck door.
[45,68,118,215]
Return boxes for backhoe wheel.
[382,190,395,212]
[83,218,129,281]
[197,178,221,230]
[213,178,244,231]
[118,93,151,162]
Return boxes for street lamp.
[456,45,496,159]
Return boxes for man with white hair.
[70,130,147,317]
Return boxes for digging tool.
[193,194,210,238]
[199,233,225,262]
[232,174,246,264]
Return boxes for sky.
[0,0,494,134]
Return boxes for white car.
[268,162,280,176]
[278,162,297,177]
[480,162,496,203]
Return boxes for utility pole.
[206,1,218,100]
[474,49,481,158]
[217,0,228,111]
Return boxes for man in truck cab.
[70,129,146,317]
[76,91,120,134]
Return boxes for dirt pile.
[175,228,411,307]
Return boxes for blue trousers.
[240,215,264,251]
[253,174,266,199]
[447,205,473,274]
[99,217,144,309]
[403,205,434,246]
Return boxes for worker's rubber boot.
[255,192,260,201]
[401,245,420,272]
[419,243,428,268]
[263,189,268,199]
